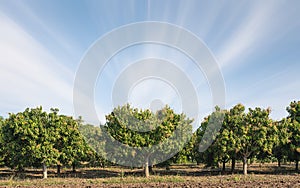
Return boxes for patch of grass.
[0,176,182,187]
[233,175,241,182]
[0,178,86,187]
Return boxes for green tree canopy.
[52,111,93,174]
[78,122,109,168]
[286,101,300,170]
[272,118,290,167]
[193,106,226,168]
[235,107,274,175]
[2,107,92,178]
[0,116,4,166]
[2,107,60,178]
[103,104,193,177]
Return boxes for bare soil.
[0,163,299,187]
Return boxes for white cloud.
[0,13,74,116]
[215,2,280,69]
[9,1,82,61]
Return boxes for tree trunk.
[57,165,61,175]
[278,160,281,168]
[149,165,153,174]
[144,159,149,178]
[207,154,214,167]
[166,165,170,170]
[72,163,76,173]
[296,160,299,171]
[42,163,47,179]
[243,157,248,175]
[222,161,226,172]
[231,157,236,173]
[17,166,25,172]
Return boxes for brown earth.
[0,163,299,187]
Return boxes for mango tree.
[104,104,192,177]
[272,118,290,167]
[171,134,195,164]
[214,110,235,172]
[2,107,60,178]
[0,116,4,166]
[78,123,109,167]
[193,107,226,168]
[225,104,245,172]
[286,101,300,170]
[193,118,208,166]
[51,111,92,174]
[210,106,246,173]
[235,107,274,175]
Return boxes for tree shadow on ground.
[0,164,298,180]
[0,168,120,179]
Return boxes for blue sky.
[0,0,299,128]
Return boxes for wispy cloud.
[215,2,281,70]
[0,1,84,69]
[1,0,298,124]
[0,13,74,116]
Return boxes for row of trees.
[193,102,300,175]
[0,101,299,178]
[0,105,192,178]
[0,107,95,178]
[79,101,300,176]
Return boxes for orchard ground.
[0,163,299,187]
